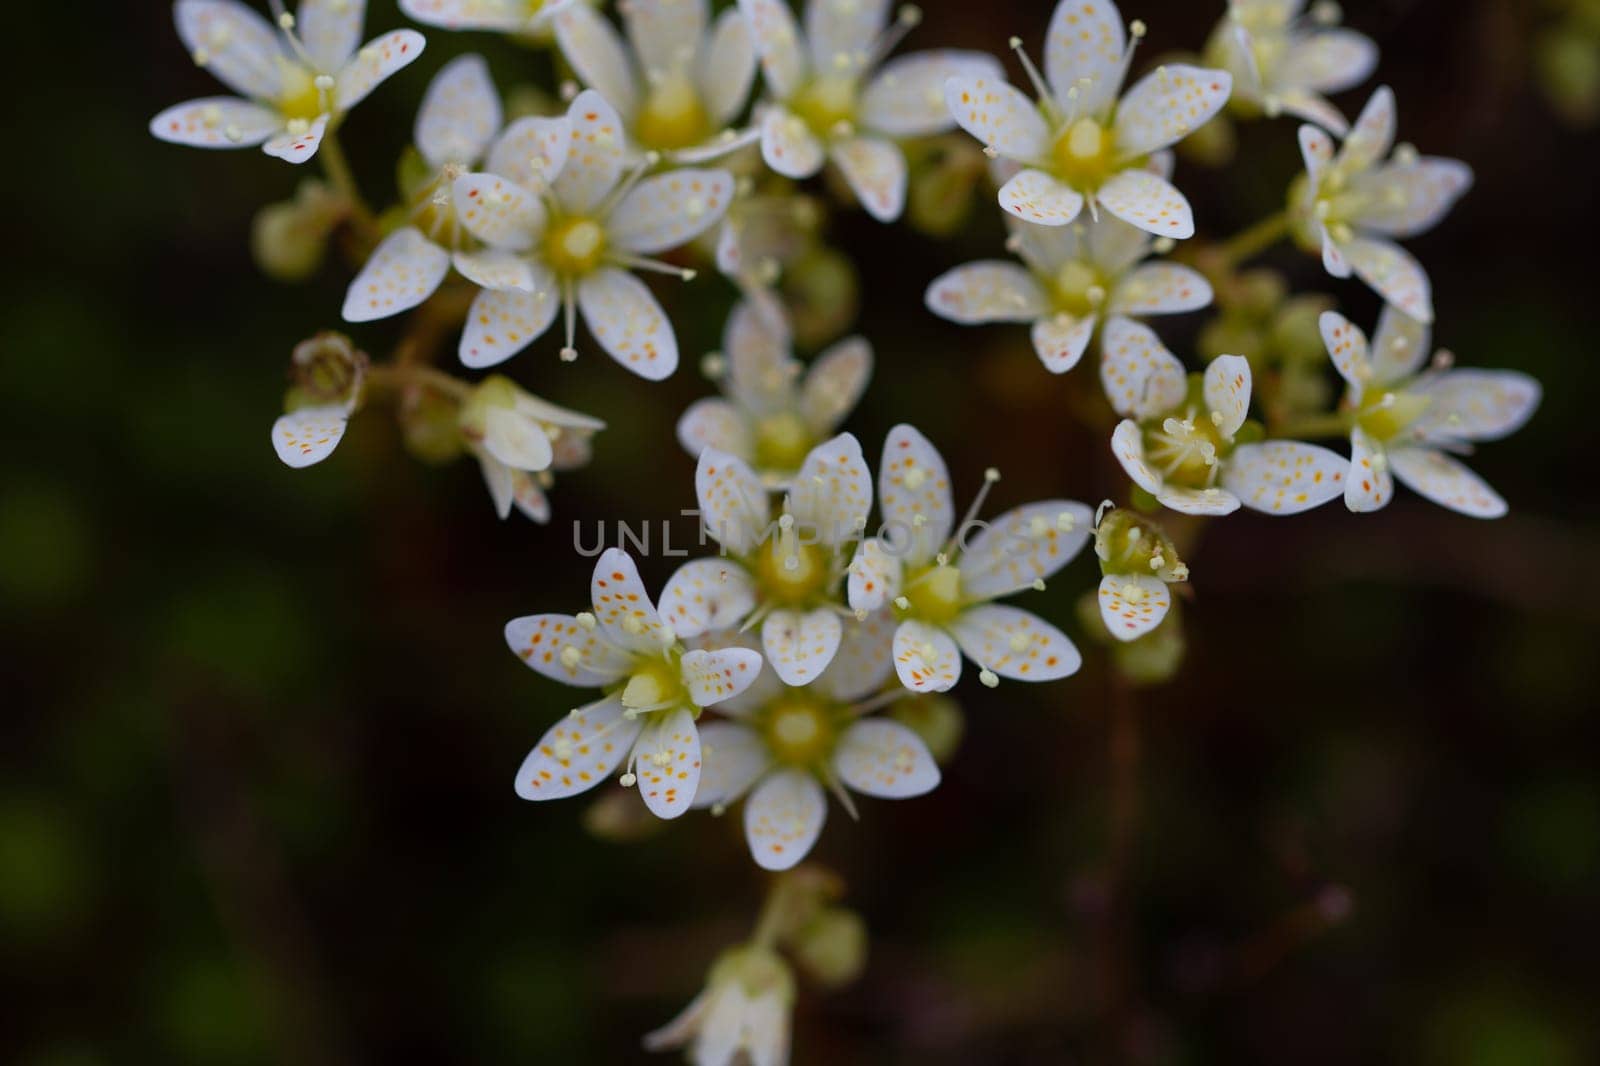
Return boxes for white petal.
[1336,85,1396,177]
[483,407,554,471]
[1298,123,1336,191]
[949,604,1081,682]
[1111,420,1163,496]
[1155,485,1242,516]
[847,538,903,614]
[816,609,897,703]
[608,169,736,253]
[415,53,503,168]
[678,398,754,460]
[623,0,708,83]
[1369,303,1431,386]
[175,0,285,100]
[1099,316,1187,420]
[805,0,889,73]
[554,5,639,118]
[505,613,633,687]
[452,173,546,251]
[833,719,939,798]
[513,695,643,800]
[150,97,281,149]
[551,90,629,214]
[925,261,1049,324]
[486,115,571,190]
[1110,262,1212,316]
[1321,228,1351,278]
[1044,0,1127,117]
[1344,235,1433,325]
[945,74,1052,161]
[399,0,527,32]
[1318,310,1373,398]
[1096,168,1195,239]
[459,285,560,368]
[1278,89,1350,136]
[1113,64,1232,158]
[759,107,826,178]
[681,646,766,707]
[788,432,873,543]
[660,558,758,638]
[1349,157,1473,238]
[1222,441,1349,515]
[693,721,770,809]
[800,336,872,434]
[271,406,348,468]
[1410,370,1541,444]
[1345,427,1393,512]
[512,471,552,522]
[861,50,1002,137]
[1388,446,1507,518]
[298,0,365,73]
[958,499,1094,600]
[724,299,796,415]
[590,547,670,652]
[998,168,1086,227]
[334,30,426,112]
[1096,573,1170,642]
[744,768,826,870]
[1030,312,1097,374]
[700,7,759,124]
[452,248,537,292]
[576,267,679,380]
[892,620,962,693]
[1204,354,1253,438]
[831,136,907,222]
[761,608,843,686]
[633,707,702,819]
[696,447,771,555]
[479,452,515,518]
[1285,29,1378,94]
[262,114,330,164]
[341,228,450,323]
[878,424,954,568]
[1010,214,1083,270]
[739,0,808,98]
[1085,214,1153,275]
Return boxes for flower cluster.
[153,0,1541,1060]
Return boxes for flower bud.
[889,694,964,764]
[1095,509,1187,583]
[1176,113,1236,168]
[251,180,343,282]
[783,247,859,349]
[399,388,465,466]
[287,332,366,407]
[789,907,868,988]
[582,789,668,843]
[905,135,986,237]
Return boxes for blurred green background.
[6,1,1600,1063]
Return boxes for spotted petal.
[1111,420,1163,496]
[1100,316,1187,420]
[513,695,643,801]
[739,0,808,98]
[1410,370,1541,444]
[150,97,282,149]
[833,719,939,798]
[1110,263,1212,316]
[633,707,702,819]
[1350,158,1474,239]
[945,75,1052,161]
[1096,574,1170,642]
[1222,441,1349,515]
[1112,64,1232,158]
[459,285,560,368]
[1030,312,1097,374]
[660,558,758,639]
[272,406,348,468]
[724,299,796,416]
[861,50,1001,137]
[416,53,502,168]
[925,262,1049,324]
[700,7,759,124]
[1344,235,1432,324]
[453,249,539,293]
[958,500,1094,600]
[400,0,529,32]
[552,90,629,214]
[553,4,640,118]
[1345,427,1393,513]
[299,0,366,73]
[590,547,669,653]
[487,115,571,190]
[744,768,826,871]
[949,604,1080,682]
[788,433,873,544]
[1336,85,1395,177]
[1204,354,1253,438]
[696,447,771,555]
[263,114,329,164]
[800,337,873,435]
[1096,168,1194,239]
[1298,124,1336,191]
[847,538,903,614]
[334,30,425,112]
[1319,310,1373,399]
[1044,0,1127,117]
[762,608,843,686]
[1286,29,1378,94]
[692,721,771,809]
[342,228,451,323]
[759,107,826,179]
[505,613,634,687]
[892,619,961,693]
[677,398,754,460]
[453,173,546,252]
[817,609,897,703]
[1369,303,1431,387]
[1389,446,1506,518]
[576,268,678,381]
[175,0,285,100]
[998,169,1086,227]
[681,646,765,706]
[624,0,708,83]
[482,407,553,471]
[831,136,907,222]
[877,424,954,568]
[608,169,736,254]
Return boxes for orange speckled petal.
[830,136,907,222]
[415,53,503,169]
[1344,428,1393,513]
[759,107,826,179]
[459,285,559,369]
[925,261,1050,324]
[692,721,771,810]
[680,645,765,707]
[452,172,545,252]
[1204,354,1253,438]
[272,406,348,469]
[1113,64,1232,158]
[150,97,281,149]
[552,90,629,214]
[743,768,826,871]
[486,115,572,189]
[1318,310,1372,399]
[343,227,452,323]
[1388,446,1507,519]
[1030,312,1097,374]
[959,499,1094,600]
[175,0,285,100]
[761,607,842,686]
[590,547,669,652]
[847,538,903,614]
[998,168,1086,227]
[892,619,962,693]
[263,114,329,164]
[1344,235,1432,325]
[833,719,939,799]
[1044,0,1127,117]
[1096,574,1170,642]
[1096,167,1194,239]
[695,447,770,555]
[877,424,954,568]
[1100,316,1187,420]
[505,612,634,687]
[1223,441,1349,516]
[949,604,1081,682]
[633,707,703,819]
[945,74,1053,161]
[738,0,808,98]
[659,558,758,639]
[334,30,426,113]
[299,0,366,73]
[513,695,643,801]
[608,169,736,254]
[788,432,872,545]
[576,267,679,381]
[1109,262,1212,316]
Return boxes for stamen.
[599,152,661,217]
[863,5,923,74]
[612,253,697,281]
[1009,36,1064,125]
[979,668,999,688]
[560,277,578,362]
[945,466,1002,559]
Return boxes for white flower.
[461,376,605,521]
[398,0,578,38]
[691,621,938,871]
[739,0,1002,221]
[664,433,872,685]
[1091,507,1189,642]
[945,0,1231,234]
[1321,309,1540,518]
[152,0,425,164]
[343,53,504,323]
[925,214,1212,375]
[1209,0,1378,134]
[712,194,819,325]
[644,943,794,1066]
[678,302,872,483]
[450,89,735,377]
[506,548,765,819]
[1106,319,1349,516]
[846,425,1091,693]
[1295,87,1473,324]
[553,0,761,161]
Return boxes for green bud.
[1231,268,1289,318]
[906,135,986,237]
[789,907,868,988]
[1112,605,1186,686]
[582,789,668,843]
[1271,293,1335,365]
[288,332,366,406]
[1536,28,1600,126]
[709,944,796,1004]
[1199,316,1267,365]
[400,387,466,466]
[1177,112,1236,168]
[783,247,859,349]
[889,694,965,764]
[396,145,434,205]
[251,180,342,283]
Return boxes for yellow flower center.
[635,75,712,152]
[900,563,963,626]
[1051,117,1117,189]
[760,695,838,766]
[751,540,831,606]
[277,61,325,123]
[792,76,860,139]
[1144,409,1230,490]
[620,657,686,713]
[1053,260,1106,318]
[752,411,815,474]
[1355,388,1431,444]
[544,217,607,277]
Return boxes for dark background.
[5,1,1598,1063]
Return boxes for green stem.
[1215,211,1290,266]
[1271,411,1351,441]
[365,363,472,401]
[319,128,377,235]
[750,875,797,950]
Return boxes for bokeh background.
[7,1,1600,1062]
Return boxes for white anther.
[278,12,296,29]
[560,646,583,668]
[979,668,999,688]
[1008,632,1031,653]
[1056,512,1075,531]
[577,612,597,629]
[560,346,579,362]
[620,772,637,786]
[893,596,911,610]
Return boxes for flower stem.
[1215,211,1290,267]
[365,363,472,401]
[750,876,796,949]
[319,128,378,236]
[1271,411,1350,441]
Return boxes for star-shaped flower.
[690,620,938,871]
[398,0,577,38]
[343,53,505,324]
[739,0,1002,221]
[846,425,1092,693]
[1320,309,1540,518]
[152,0,425,164]
[664,433,871,686]
[1106,318,1349,516]
[506,548,765,819]
[1294,87,1473,324]
[678,302,872,484]
[1208,0,1378,134]
[945,0,1231,234]
[925,213,1212,375]
[449,89,735,377]
[553,0,761,162]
